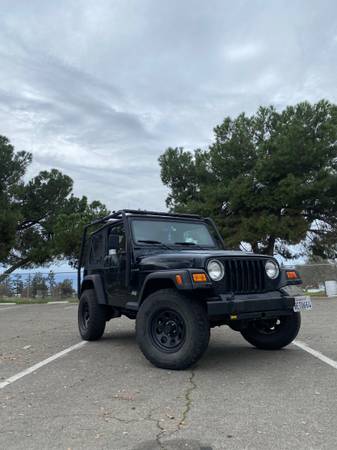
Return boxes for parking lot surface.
[1,298,337,450]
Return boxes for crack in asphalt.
[109,415,140,424]
[99,407,141,425]
[2,371,199,449]
[149,370,198,449]
[155,418,166,449]
[0,411,141,427]
[178,370,197,430]
[144,409,166,449]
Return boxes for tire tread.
[136,289,210,370]
[240,312,301,350]
[78,289,106,341]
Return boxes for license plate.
[293,296,312,312]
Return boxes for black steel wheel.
[136,289,210,370]
[240,312,301,350]
[150,309,186,352]
[81,301,90,329]
[78,289,106,341]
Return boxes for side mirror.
[108,234,119,250]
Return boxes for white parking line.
[0,341,87,390]
[47,301,69,304]
[0,306,21,312]
[294,340,337,370]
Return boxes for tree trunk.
[0,258,30,283]
[265,236,276,255]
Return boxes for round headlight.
[265,260,279,279]
[207,259,224,281]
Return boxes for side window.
[108,224,126,254]
[89,233,105,266]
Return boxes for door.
[104,223,129,307]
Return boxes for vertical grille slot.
[214,257,266,294]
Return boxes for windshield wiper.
[174,242,203,249]
[137,240,171,249]
[138,239,162,244]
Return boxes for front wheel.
[136,289,210,370]
[240,312,301,350]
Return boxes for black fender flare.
[80,274,107,305]
[125,269,211,312]
[138,270,193,301]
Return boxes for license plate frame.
[293,296,312,312]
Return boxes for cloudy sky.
[1,0,337,212]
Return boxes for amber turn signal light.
[286,271,298,279]
[192,273,207,282]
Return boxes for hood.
[137,249,270,271]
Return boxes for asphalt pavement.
[0,298,337,450]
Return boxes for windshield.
[131,218,220,248]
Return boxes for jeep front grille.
[214,258,266,294]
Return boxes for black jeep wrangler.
[77,209,311,370]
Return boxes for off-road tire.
[78,289,106,341]
[240,312,301,350]
[136,289,210,370]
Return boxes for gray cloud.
[0,0,337,211]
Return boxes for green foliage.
[0,276,14,297]
[12,274,24,296]
[56,279,74,298]
[0,271,76,299]
[0,136,32,261]
[159,100,337,257]
[30,272,49,298]
[0,136,109,278]
[47,270,56,292]
[53,197,108,267]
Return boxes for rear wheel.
[240,312,301,350]
[78,289,106,340]
[136,289,210,370]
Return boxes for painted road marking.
[294,340,337,370]
[0,306,21,312]
[0,341,87,390]
[47,301,69,304]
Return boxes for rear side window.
[108,224,126,253]
[88,233,105,266]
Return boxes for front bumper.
[207,291,295,320]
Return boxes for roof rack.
[122,209,201,219]
[87,209,201,227]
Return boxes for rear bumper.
[207,291,295,319]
